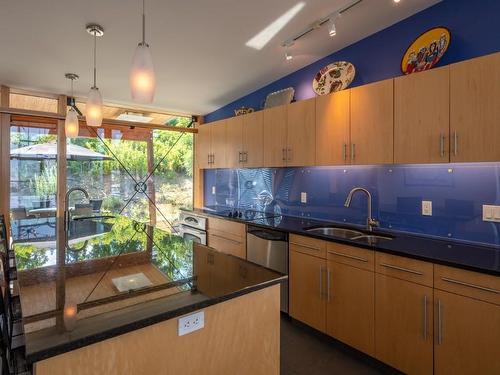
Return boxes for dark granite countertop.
[189,208,500,276]
[11,216,285,363]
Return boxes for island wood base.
[34,285,280,375]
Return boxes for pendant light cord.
[141,0,146,45]
[93,31,97,88]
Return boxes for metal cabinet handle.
[327,269,331,302]
[209,233,242,245]
[351,143,356,161]
[290,242,320,252]
[208,154,211,164]
[244,151,248,163]
[437,299,443,345]
[379,262,423,275]
[287,148,292,161]
[328,250,368,263]
[423,295,428,341]
[238,151,242,163]
[282,148,286,161]
[343,143,347,161]
[441,277,500,294]
[453,131,458,156]
[319,266,324,300]
[439,134,445,157]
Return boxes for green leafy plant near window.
[30,165,57,203]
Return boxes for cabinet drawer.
[434,265,500,306]
[327,242,374,272]
[375,252,433,287]
[290,234,327,259]
[207,217,246,238]
[208,233,246,259]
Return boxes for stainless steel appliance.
[246,225,288,313]
[178,211,207,245]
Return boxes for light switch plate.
[178,311,204,336]
[422,200,432,216]
[483,205,500,222]
[300,192,307,204]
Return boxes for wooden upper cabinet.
[375,273,433,375]
[350,79,394,165]
[286,98,316,166]
[450,52,500,162]
[210,120,227,169]
[394,67,450,164]
[315,89,350,166]
[225,116,243,169]
[242,111,263,168]
[263,105,287,167]
[195,124,211,169]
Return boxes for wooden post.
[57,95,67,117]
[0,85,10,107]
[193,116,204,208]
[146,130,157,226]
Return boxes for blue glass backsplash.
[203,164,500,247]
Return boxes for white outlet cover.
[483,205,500,222]
[178,311,205,336]
[211,186,216,195]
[300,192,307,204]
[422,200,432,216]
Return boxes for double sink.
[305,226,393,245]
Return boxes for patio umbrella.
[10,142,112,161]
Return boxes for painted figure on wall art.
[312,61,355,95]
[401,26,451,74]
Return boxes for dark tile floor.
[281,316,397,375]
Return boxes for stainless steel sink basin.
[305,227,364,239]
[351,234,393,245]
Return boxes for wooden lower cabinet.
[326,260,375,355]
[375,273,433,375]
[289,250,326,332]
[434,290,500,375]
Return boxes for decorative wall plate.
[401,26,451,75]
[312,61,355,95]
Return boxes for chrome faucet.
[65,187,89,233]
[344,187,379,232]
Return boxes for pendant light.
[130,0,156,103]
[64,73,79,138]
[86,24,104,127]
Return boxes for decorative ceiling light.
[285,45,293,61]
[85,24,104,127]
[64,73,79,138]
[328,13,340,37]
[130,0,156,103]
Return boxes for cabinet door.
[263,105,287,167]
[225,116,243,169]
[289,250,326,332]
[286,98,315,166]
[316,89,350,165]
[242,111,263,168]
[434,290,500,375]
[394,67,450,163]
[375,274,433,375]
[195,124,211,169]
[326,261,374,355]
[450,52,500,162]
[350,79,394,165]
[210,120,227,168]
[208,233,246,259]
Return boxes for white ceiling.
[0,0,440,115]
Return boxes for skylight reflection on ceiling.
[245,2,306,50]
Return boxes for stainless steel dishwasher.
[246,225,288,313]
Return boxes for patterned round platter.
[312,61,355,96]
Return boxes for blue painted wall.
[205,0,500,122]
[204,164,500,247]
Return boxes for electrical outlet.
[178,311,204,336]
[211,186,216,195]
[300,192,307,204]
[483,205,500,222]
[422,200,432,216]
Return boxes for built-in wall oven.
[246,225,289,313]
[178,211,207,245]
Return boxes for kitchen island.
[11,215,285,375]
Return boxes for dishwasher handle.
[247,225,288,242]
